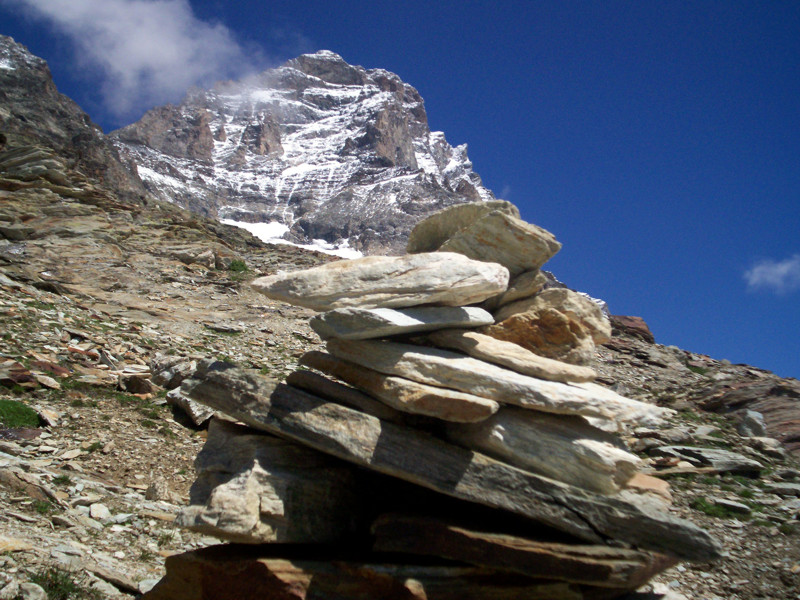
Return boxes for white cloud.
[6,0,265,119]
[744,254,800,294]
[500,184,512,199]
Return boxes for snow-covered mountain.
[111,50,494,254]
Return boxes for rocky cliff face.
[111,50,494,254]
[0,35,147,204]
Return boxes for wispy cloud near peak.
[744,254,800,294]
[6,0,265,122]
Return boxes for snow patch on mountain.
[221,218,362,259]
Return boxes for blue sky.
[1,1,798,379]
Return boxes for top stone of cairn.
[407,202,561,277]
[251,252,509,311]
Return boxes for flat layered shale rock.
[251,252,509,311]
[422,329,596,383]
[481,269,548,312]
[407,200,521,254]
[182,363,721,561]
[300,351,499,422]
[445,407,642,494]
[438,210,562,277]
[372,515,678,590]
[326,339,670,426]
[309,305,494,340]
[286,370,443,434]
[649,446,765,474]
[286,369,410,423]
[141,544,585,600]
[166,387,215,426]
[174,418,361,544]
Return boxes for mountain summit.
[111,50,494,254]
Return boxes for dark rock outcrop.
[113,105,215,164]
[0,35,147,203]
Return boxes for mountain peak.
[302,49,345,60]
[111,50,493,254]
[285,50,367,86]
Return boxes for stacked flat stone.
[143,204,720,600]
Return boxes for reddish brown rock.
[142,544,586,600]
[609,315,655,344]
[693,378,800,455]
[372,514,678,590]
[485,289,611,366]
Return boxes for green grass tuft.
[228,259,248,272]
[0,398,40,428]
[690,497,750,520]
[29,566,103,600]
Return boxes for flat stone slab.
[649,446,764,474]
[372,514,677,589]
[310,306,494,341]
[142,544,584,600]
[251,252,509,311]
[439,210,562,276]
[300,351,499,422]
[712,498,751,514]
[764,482,800,497]
[481,269,548,312]
[327,339,671,427]
[166,387,215,426]
[182,361,721,561]
[422,329,596,383]
[446,407,642,494]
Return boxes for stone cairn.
[143,201,720,600]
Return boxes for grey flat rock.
[300,351,499,422]
[650,446,764,474]
[251,252,509,311]
[422,329,596,383]
[310,306,494,340]
[446,407,642,494]
[174,418,361,543]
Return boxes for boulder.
[309,306,493,341]
[174,418,361,543]
[406,200,520,254]
[609,315,655,344]
[251,252,509,311]
[736,409,768,438]
[421,329,596,383]
[485,288,611,365]
[692,378,800,456]
[438,211,562,277]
